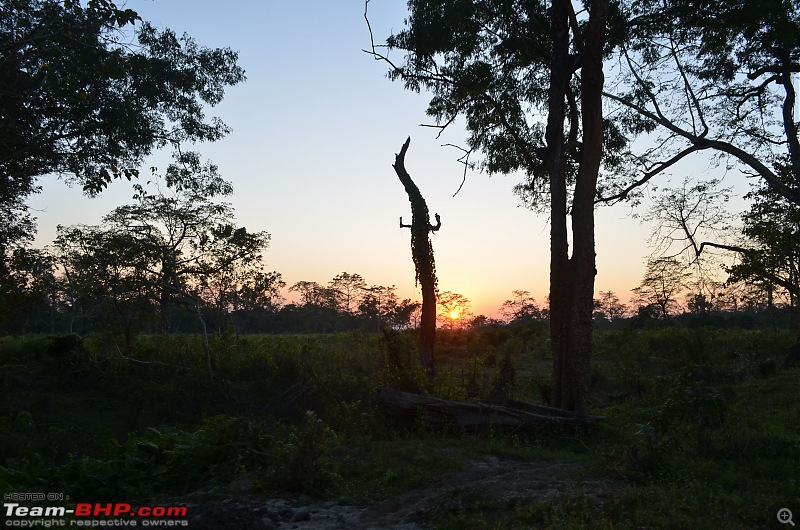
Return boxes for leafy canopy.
[0,0,245,224]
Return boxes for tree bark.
[547,0,574,412]
[393,137,441,377]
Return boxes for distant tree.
[500,290,541,324]
[357,284,419,329]
[437,291,471,330]
[54,166,269,338]
[358,284,394,322]
[289,281,324,306]
[0,247,57,332]
[0,0,244,256]
[289,281,339,311]
[53,224,156,342]
[631,258,691,321]
[469,315,504,329]
[197,262,284,335]
[328,272,367,314]
[388,299,421,329]
[234,271,285,314]
[686,293,712,315]
[595,291,628,323]
[682,277,729,317]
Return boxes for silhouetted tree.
[393,137,441,376]
[53,166,269,340]
[53,223,156,343]
[289,281,325,306]
[0,247,57,332]
[197,262,284,335]
[631,257,690,321]
[328,272,367,314]
[595,291,628,323]
[500,290,541,324]
[602,0,800,208]
[0,0,244,262]
[357,284,419,329]
[369,0,609,411]
[437,291,471,330]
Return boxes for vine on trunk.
[393,137,441,377]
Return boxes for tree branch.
[442,143,473,197]
[603,90,800,206]
[669,39,708,138]
[595,143,703,203]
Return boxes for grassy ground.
[1,326,798,528]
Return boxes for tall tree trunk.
[549,0,607,413]
[567,0,607,413]
[393,137,441,377]
[547,0,573,412]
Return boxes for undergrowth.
[1,326,798,528]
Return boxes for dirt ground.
[187,457,615,529]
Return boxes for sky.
[26,0,750,317]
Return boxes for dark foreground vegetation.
[2,325,798,528]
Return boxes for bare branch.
[565,1,584,55]
[603,89,800,206]
[420,112,459,139]
[442,143,474,197]
[596,143,703,203]
[669,39,708,138]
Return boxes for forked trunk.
[548,0,607,413]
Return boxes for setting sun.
[450,310,459,319]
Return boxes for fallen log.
[379,389,604,430]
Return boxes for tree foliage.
[631,257,691,321]
[436,290,471,329]
[52,167,271,338]
[726,162,800,324]
[602,0,799,206]
[594,290,627,322]
[0,0,245,253]
[500,290,541,323]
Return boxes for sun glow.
[450,310,459,320]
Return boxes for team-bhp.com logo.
[4,502,189,527]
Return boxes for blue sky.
[28,0,727,317]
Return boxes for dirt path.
[187,457,614,529]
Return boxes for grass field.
[1,326,798,528]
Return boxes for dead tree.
[393,137,441,377]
